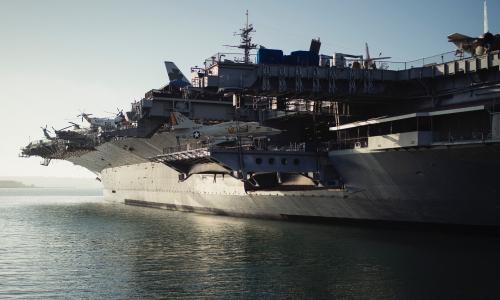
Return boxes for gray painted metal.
[209,149,322,174]
[210,51,500,95]
[100,144,500,226]
[21,46,500,227]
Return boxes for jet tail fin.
[170,112,196,129]
[164,61,190,87]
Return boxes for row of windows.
[255,157,300,166]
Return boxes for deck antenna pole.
[484,0,489,33]
[243,10,253,64]
[224,10,257,64]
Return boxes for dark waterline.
[1,190,499,299]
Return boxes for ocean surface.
[1,188,500,299]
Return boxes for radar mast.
[225,10,257,64]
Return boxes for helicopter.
[77,109,126,130]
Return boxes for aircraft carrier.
[21,9,500,226]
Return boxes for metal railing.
[433,131,491,143]
[194,49,496,73]
[267,142,306,152]
[163,142,208,155]
[328,137,369,150]
[162,140,310,156]
[329,130,493,151]
[344,51,474,71]
[203,52,257,68]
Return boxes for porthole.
[293,158,300,165]
[281,158,288,165]
[268,158,275,165]
[256,158,262,165]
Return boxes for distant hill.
[0,180,35,188]
[0,177,102,189]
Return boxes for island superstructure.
[21,9,500,226]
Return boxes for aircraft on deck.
[78,110,126,131]
[169,112,282,143]
[448,0,500,56]
[52,122,94,141]
[164,61,191,88]
[40,122,95,147]
[363,43,391,69]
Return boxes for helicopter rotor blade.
[369,57,392,61]
[41,125,52,135]
[60,125,73,131]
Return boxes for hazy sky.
[0,0,497,178]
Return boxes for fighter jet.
[448,0,500,56]
[169,112,282,143]
[363,42,391,69]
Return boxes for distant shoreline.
[0,180,36,188]
[0,177,103,189]
[0,186,88,189]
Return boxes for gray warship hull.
[20,31,500,227]
[79,135,500,227]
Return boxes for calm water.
[1,189,500,299]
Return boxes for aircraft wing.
[447,33,474,42]
[447,33,478,54]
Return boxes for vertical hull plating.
[101,142,500,226]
